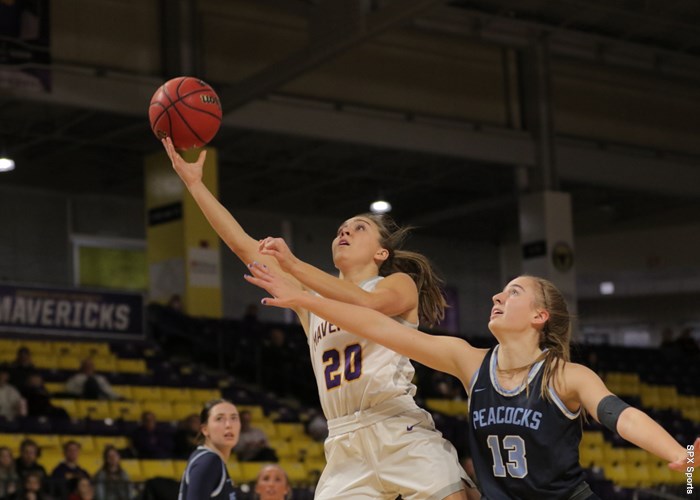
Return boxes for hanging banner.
[0,283,144,337]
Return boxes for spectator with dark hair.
[675,327,700,355]
[67,477,94,500]
[0,446,20,497]
[21,373,69,420]
[233,410,277,462]
[129,412,173,459]
[9,471,50,500]
[14,440,46,483]
[65,359,122,401]
[173,414,201,459]
[50,441,89,497]
[93,446,133,500]
[9,347,35,393]
[0,364,26,421]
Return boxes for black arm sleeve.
[185,453,223,500]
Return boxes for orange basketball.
[148,76,222,150]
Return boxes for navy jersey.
[467,346,585,500]
[178,447,236,500]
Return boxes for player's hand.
[258,237,299,273]
[162,137,206,188]
[244,262,305,308]
[668,436,699,471]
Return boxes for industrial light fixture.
[0,156,15,172]
[370,198,392,214]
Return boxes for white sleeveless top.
[307,276,418,420]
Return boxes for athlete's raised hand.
[245,261,306,308]
[258,237,299,273]
[162,137,206,188]
[668,436,699,472]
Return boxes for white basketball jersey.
[307,276,418,420]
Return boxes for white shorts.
[315,397,474,500]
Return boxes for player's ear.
[375,248,389,263]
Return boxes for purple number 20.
[323,344,362,390]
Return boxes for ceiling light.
[370,199,392,214]
[0,157,15,172]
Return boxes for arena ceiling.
[1,0,700,242]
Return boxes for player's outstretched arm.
[162,138,269,266]
[567,363,694,469]
[244,262,484,381]
[258,236,416,317]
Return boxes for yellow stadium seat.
[278,461,306,484]
[57,356,82,371]
[26,434,61,451]
[275,423,305,440]
[43,382,64,394]
[77,400,111,420]
[640,384,663,409]
[121,459,143,482]
[93,436,130,453]
[92,356,118,373]
[603,462,628,485]
[39,451,64,472]
[31,354,58,370]
[626,463,652,487]
[255,419,277,439]
[173,460,187,480]
[172,401,202,421]
[649,461,673,484]
[304,459,326,481]
[226,460,242,483]
[238,405,264,420]
[141,459,177,480]
[624,448,652,465]
[60,435,95,453]
[602,446,626,463]
[190,388,221,404]
[580,431,604,447]
[111,385,133,399]
[109,400,143,421]
[0,433,27,453]
[239,462,266,483]
[268,439,294,460]
[51,399,78,418]
[579,445,604,468]
[291,441,324,460]
[80,452,104,475]
[425,399,453,415]
[0,351,14,362]
[79,342,111,357]
[116,359,148,374]
[22,341,53,355]
[161,387,193,402]
[450,400,469,416]
[140,401,174,421]
[131,386,162,402]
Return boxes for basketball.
[148,76,222,150]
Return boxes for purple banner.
[0,284,143,337]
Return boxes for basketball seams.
[149,76,221,149]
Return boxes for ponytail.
[360,213,447,326]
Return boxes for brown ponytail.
[359,213,447,326]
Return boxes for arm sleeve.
[185,453,223,500]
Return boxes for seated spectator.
[93,446,133,500]
[9,471,51,500]
[65,359,122,400]
[254,464,291,500]
[0,364,26,421]
[129,412,173,459]
[233,410,277,462]
[9,347,35,393]
[14,440,46,483]
[67,477,94,500]
[676,327,700,355]
[173,413,200,459]
[0,446,20,497]
[21,373,69,420]
[50,441,89,497]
